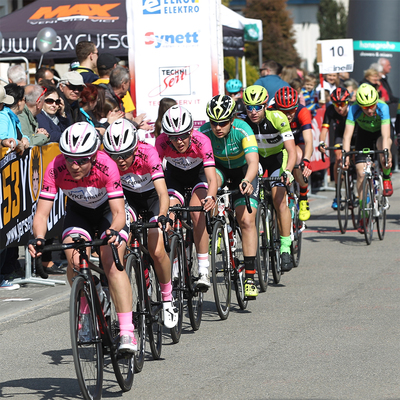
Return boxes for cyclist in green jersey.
[199,95,260,299]
[243,85,297,272]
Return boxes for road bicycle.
[209,184,251,320]
[34,235,133,400]
[125,218,169,373]
[343,148,389,245]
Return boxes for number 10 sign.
[317,39,354,74]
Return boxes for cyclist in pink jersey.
[103,119,178,328]
[156,105,218,289]
[28,122,136,354]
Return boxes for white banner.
[126,0,223,125]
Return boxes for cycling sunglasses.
[210,120,231,127]
[64,156,92,166]
[110,151,133,160]
[66,84,85,92]
[333,101,348,108]
[360,104,376,110]
[44,98,62,105]
[169,133,191,141]
[245,105,264,112]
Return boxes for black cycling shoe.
[281,252,293,272]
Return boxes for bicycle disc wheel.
[148,265,163,359]
[376,175,387,240]
[70,276,103,400]
[291,200,302,268]
[169,235,184,343]
[256,203,270,292]
[271,208,281,284]
[362,177,374,245]
[233,224,247,310]
[186,233,203,331]
[211,220,231,320]
[125,254,145,373]
[337,169,348,234]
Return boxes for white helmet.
[103,119,138,156]
[60,122,100,157]
[161,105,193,136]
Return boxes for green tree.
[224,57,260,87]
[317,0,348,40]
[242,0,301,67]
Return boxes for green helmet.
[243,85,269,105]
[206,95,236,121]
[356,83,379,107]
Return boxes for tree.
[242,0,301,67]
[317,0,347,40]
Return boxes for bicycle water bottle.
[144,266,151,297]
[227,225,235,248]
[288,195,295,219]
[94,277,109,316]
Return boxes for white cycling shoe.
[163,301,178,329]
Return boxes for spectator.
[254,60,288,104]
[281,65,301,84]
[57,71,85,125]
[301,73,321,117]
[289,78,306,106]
[75,40,100,83]
[343,78,359,103]
[0,84,30,152]
[36,86,69,143]
[153,97,177,138]
[18,84,50,146]
[35,67,56,87]
[339,71,350,86]
[316,73,339,97]
[379,57,399,118]
[0,248,21,290]
[7,64,27,86]
[69,59,80,71]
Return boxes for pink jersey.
[120,141,164,193]
[155,129,215,171]
[40,151,124,209]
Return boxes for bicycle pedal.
[244,296,257,301]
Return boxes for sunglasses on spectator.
[245,105,264,112]
[44,98,62,105]
[36,86,48,103]
[110,151,133,161]
[210,120,231,127]
[66,84,84,92]
[360,104,376,110]
[333,101,348,108]
[169,133,191,141]
[64,156,92,166]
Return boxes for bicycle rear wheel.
[125,254,145,373]
[291,199,302,268]
[186,232,203,331]
[376,175,387,240]
[211,220,231,320]
[233,224,247,310]
[271,207,281,284]
[169,235,184,343]
[256,203,270,292]
[148,265,163,359]
[362,177,374,245]
[337,169,349,234]
[70,276,103,400]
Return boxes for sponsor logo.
[145,31,199,49]
[142,0,200,15]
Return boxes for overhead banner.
[126,0,223,123]
[0,144,65,249]
[223,26,244,57]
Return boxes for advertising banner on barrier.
[0,144,65,249]
[126,0,223,123]
[310,107,330,172]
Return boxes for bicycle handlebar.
[130,220,171,253]
[341,148,389,167]
[241,182,252,214]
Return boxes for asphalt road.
[1,177,400,400]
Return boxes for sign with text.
[317,39,354,74]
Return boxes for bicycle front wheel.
[271,208,281,284]
[376,175,387,240]
[337,169,349,234]
[148,265,163,359]
[362,177,374,245]
[233,224,247,310]
[211,220,231,320]
[291,199,302,268]
[256,203,270,292]
[70,276,103,400]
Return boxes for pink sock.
[117,312,134,337]
[80,296,89,314]
[160,280,173,302]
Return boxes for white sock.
[197,253,209,275]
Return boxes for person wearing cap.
[57,71,86,125]
[74,40,99,83]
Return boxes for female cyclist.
[156,105,218,289]
[103,119,178,328]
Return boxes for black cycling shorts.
[124,188,160,222]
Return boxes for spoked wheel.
[125,254,145,373]
[186,233,203,331]
[337,169,349,234]
[376,175,387,240]
[348,171,359,230]
[109,282,134,392]
[169,235,184,343]
[211,220,231,320]
[256,203,270,292]
[270,208,281,284]
[362,177,374,245]
[232,225,247,310]
[70,276,103,400]
[291,201,302,268]
[148,265,163,359]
